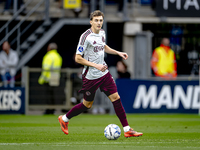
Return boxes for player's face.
[90,16,103,34]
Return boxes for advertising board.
[0,87,25,114]
[116,79,199,113]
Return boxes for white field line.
[0,142,200,148]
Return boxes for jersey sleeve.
[76,34,88,56]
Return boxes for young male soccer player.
[58,10,143,138]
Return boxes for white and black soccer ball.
[104,124,121,140]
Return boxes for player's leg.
[108,92,130,132]
[58,71,100,134]
[58,82,97,135]
[65,99,93,120]
[101,72,143,137]
[108,93,143,137]
[58,99,94,135]
[99,73,130,130]
[108,92,129,129]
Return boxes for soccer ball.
[104,124,121,140]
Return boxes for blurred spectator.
[73,6,82,18]
[0,0,11,15]
[54,0,62,8]
[59,0,82,17]
[116,60,130,78]
[116,0,124,17]
[116,0,132,18]
[0,41,19,88]
[151,38,177,79]
[38,43,62,114]
[1,0,26,15]
[87,0,127,18]
[87,0,100,17]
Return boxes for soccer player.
[58,10,143,138]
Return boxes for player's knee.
[109,93,120,102]
[85,103,93,109]
[83,99,93,109]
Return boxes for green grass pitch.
[0,114,200,150]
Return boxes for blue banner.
[0,87,25,114]
[141,0,152,5]
[116,79,199,113]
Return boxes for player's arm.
[75,54,107,72]
[104,45,128,60]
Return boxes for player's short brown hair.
[90,10,104,20]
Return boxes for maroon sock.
[66,103,88,119]
[112,99,129,127]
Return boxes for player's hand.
[118,52,128,60]
[95,64,108,72]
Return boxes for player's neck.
[91,27,100,34]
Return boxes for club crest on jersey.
[102,36,105,42]
[78,46,84,52]
[86,91,91,96]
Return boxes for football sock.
[62,114,69,122]
[66,102,89,120]
[123,126,131,132]
[112,99,129,127]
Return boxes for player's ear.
[90,20,92,25]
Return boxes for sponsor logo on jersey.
[78,46,84,52]
[94,46,104,52]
